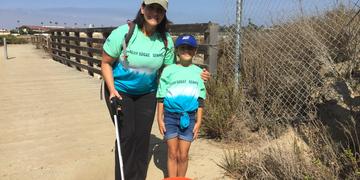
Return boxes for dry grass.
[202,79,242,139]
[203,5,360,180]
[239,6,359,129]
[218,128,330,179]
[0,35,28,45]
[217,120,359,179]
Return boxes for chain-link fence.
[221,0,360,127]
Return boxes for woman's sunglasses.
[145,4,166,14]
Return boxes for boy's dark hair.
[133,3,171,41]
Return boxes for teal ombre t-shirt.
[103,24,175,95]
[156,64,206,113]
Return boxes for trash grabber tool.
[110,97,125,180]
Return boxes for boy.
[156,34,206,178]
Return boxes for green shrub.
[0,35,28,45]
[203,79,241,139]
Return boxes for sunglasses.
[178,45,196,51]
[145,4,166,14]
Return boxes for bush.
[203,79,241,139]
[0,35,28,45]
[219,121,360,179]
[211,5,360,179]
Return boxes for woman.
[101,0,210,179]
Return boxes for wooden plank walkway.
[0,44,228,180]
[0,44,115,180]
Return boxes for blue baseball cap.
[175,34,198,48]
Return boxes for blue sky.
[0,0,358,29]
[0,0,234,29]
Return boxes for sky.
[0,0,235,29]
[0,0,358,29]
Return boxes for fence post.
[3,37,8,60]
[235,0,243,89]
[47,36,51,53]
[35,36,40,49]
[74,31,82,71]
[56,31,64,64]
[64,31,71,67]
[86,31,94,77]
[207,23,219,75]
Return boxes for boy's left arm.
[194,69,207,139]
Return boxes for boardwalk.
[0,44,228,180]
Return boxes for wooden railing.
[46,23,219,76]
[31,35,51,52]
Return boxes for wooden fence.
[31,35,51,51]
[34,23,219,76]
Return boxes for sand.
[0,44,229,180]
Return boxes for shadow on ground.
[317,81,360,151]
[148,134,168,178]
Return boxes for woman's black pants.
[105,88,156,180]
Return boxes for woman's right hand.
[109,89,122,110]
[109,89,122,100]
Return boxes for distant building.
[18,25,64,34]
[0,29,11,35]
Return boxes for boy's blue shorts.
[164,111,196,142]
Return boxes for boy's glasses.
[178,45,196,51]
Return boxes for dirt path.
[0,44,229,180]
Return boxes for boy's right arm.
[157,102,166,135]
[156,66,172,136]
